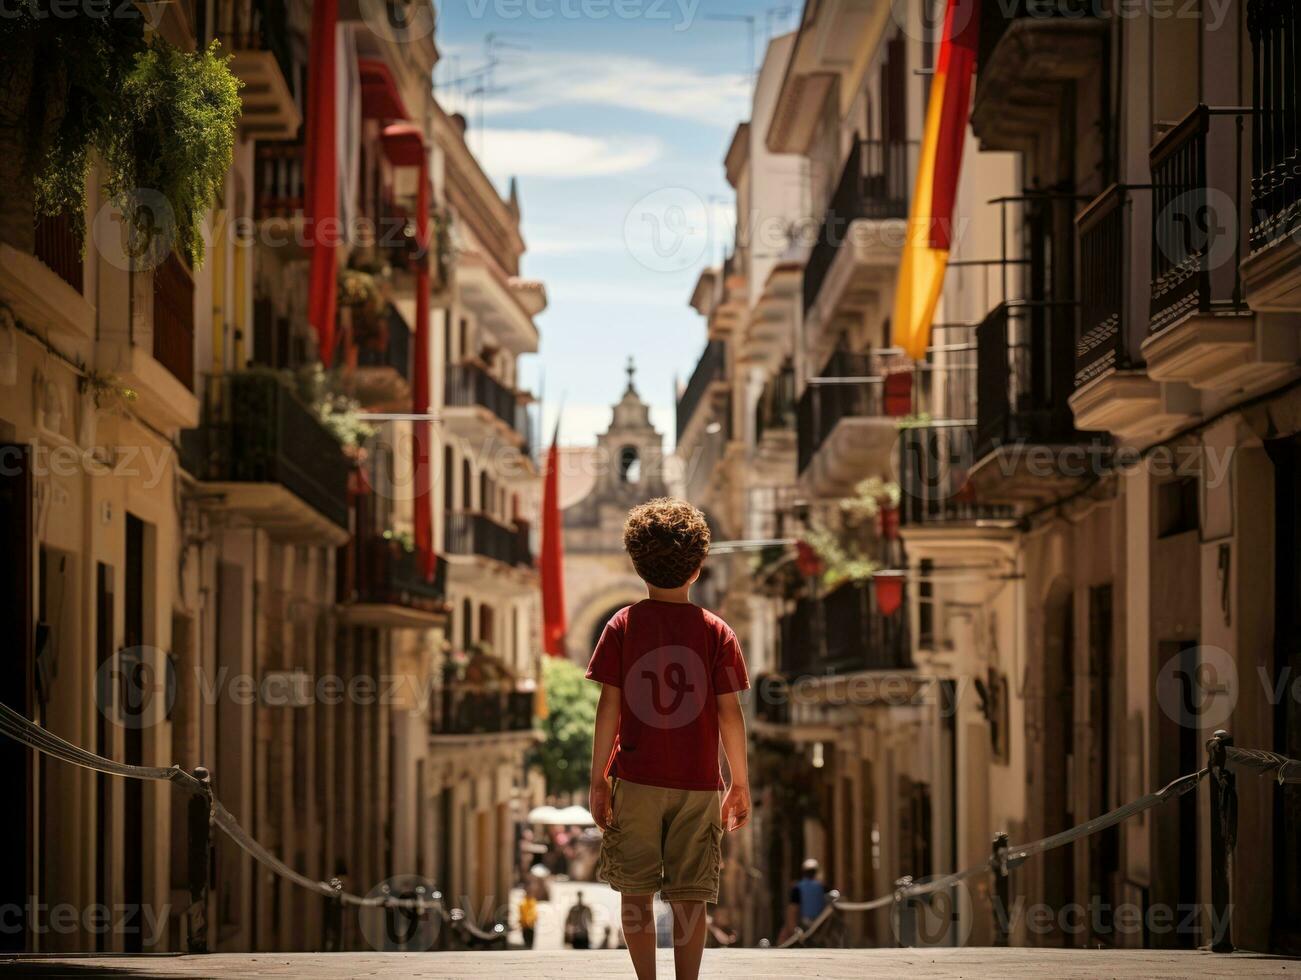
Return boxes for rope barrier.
[0,702,492,929]
[775,745,1298,949]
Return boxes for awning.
[359,58,409,121]
[381,122,425,168]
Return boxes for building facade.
[682,0,1300,953]
[0,1,543,955]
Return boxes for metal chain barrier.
[0,700,506,951]
[776,730,1299,952]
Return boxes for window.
[619,445,641,484]
[1157,476,1199,538]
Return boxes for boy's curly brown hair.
[623,497,711,589]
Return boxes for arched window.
[619,445,641,484]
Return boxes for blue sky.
[433,1,799,447]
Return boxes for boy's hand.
[721,782,750,832]
[590,776,613,830]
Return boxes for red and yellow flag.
[892,0,982,359]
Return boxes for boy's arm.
[717,693,751,830]
[589,684,620,829]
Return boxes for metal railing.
[180,371,351,530]
[797,349,901,475]
[444,362,527,438]
[1149,105,1251,334]
[779,729,1300,952]
[804,139,916,314]
[676,339,727,441]
[897,423,1015,526]
[341,532,447,611]
[153,253,196,391]
[777,583,909,677]
[208,0,293,86]
[356,306,412,381]
[754,360,796,445]
[433,687,535,736]
[976,300,1079,459]
[0,701,509,954]
[34,211,83,293]
[1248,0,1300,252]
[1076,184,1134,386]
[443,510,532,567]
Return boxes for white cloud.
[436,50,748,128]
[474,129,661,179]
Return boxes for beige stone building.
[683,0,1300,954]
[0,0,543,955]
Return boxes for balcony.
[777,584,911,685]
[216,0,300,141]
[431,686,535,739]
[897,423,1013,527]
[676,339,728,443]
[753,360,797,469]
[348,305,411,409]
[338,532,448,628]
[969,300,1095,504]
[254,141,305,227]
[740,259,802,371]
[803,140,914,332]
[444,511,533,569]
[797,349,904,496]
[0,211,95,344]
[1142,106,1299,393]
[1241,0,1301,310]
[970,0,1106,153]
[1070,186,1199,443]
[180,371,351,544]
[444,362,530,446]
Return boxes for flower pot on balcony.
[873,570,905,617]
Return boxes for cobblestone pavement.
[0,948,1295,978]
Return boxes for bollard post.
[185,766,213,954]
[324,877,344,951]
[990,831,1010,947]
[894,876,915,947]
[1206,730,1237,952]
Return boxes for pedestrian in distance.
[587,497,751,980]
[564,890,593,950]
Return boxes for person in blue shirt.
[780,858,829,942]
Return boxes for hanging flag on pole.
[305,0,339,366]
[540,413,567,657]
[892,0,982,360]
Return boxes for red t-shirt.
[585,599,749,791]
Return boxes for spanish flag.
[892,0,982,360]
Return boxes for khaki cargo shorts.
[596,777,723,902]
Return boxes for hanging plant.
[292,363,376,449]
[1,9,241,264]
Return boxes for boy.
[586,497,750,980]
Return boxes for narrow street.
[1,949,1293,979]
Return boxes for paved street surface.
[1,948,1295,978]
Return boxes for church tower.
[560,359,668,661]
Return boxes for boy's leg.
[669,900,707,980]
[621,893,657,980]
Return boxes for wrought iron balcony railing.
[803,139,915,314]
[1248,0,1301,252]
[796,349,901,474]
[1149,105,1250,334]
[753,360,796,445]
[254,141,304,221]
[976,300,1079,459]
[777,583,911,678]
[445,362,528,438]
[356,306,412,380]
[433,687,534,736]
[341,532,447,613]
[897,423,1015,526]
[676,339,727,441]
[1075,185,1133,386]
[444,511,532,568]
[180,371,351,530]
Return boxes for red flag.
[540,423,567,656]
[305,0,338,366]
[927,0,981,251]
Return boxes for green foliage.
[804,477,900,590]
[3,6,241,267]
[530,658,599,797]
[292,363,376,449]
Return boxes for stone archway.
[565,573,645,666]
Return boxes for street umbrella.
[527,805,563,824]
[526,804,596,826]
